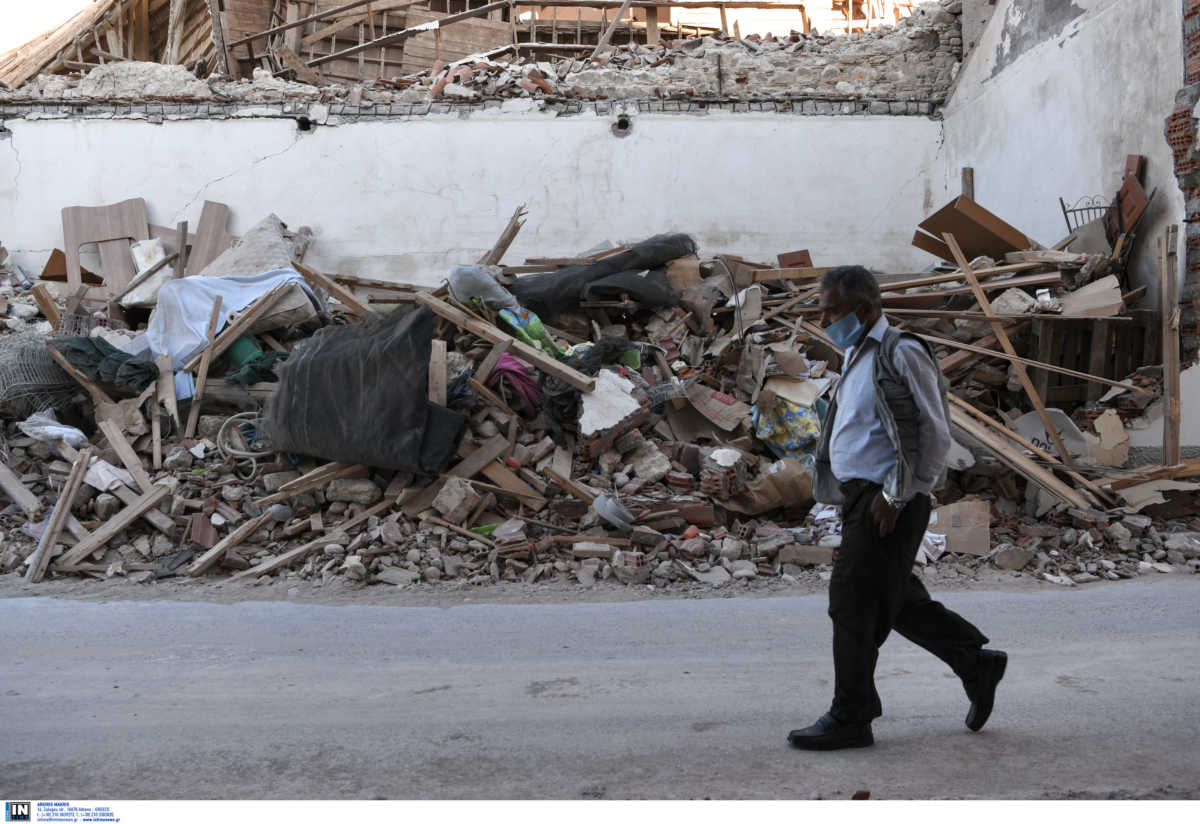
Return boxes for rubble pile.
[1,2,962,107]
[2,180,1199,595]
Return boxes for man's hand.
[871,492,901,538]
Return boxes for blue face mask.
[825,311,866,350]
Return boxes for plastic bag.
[17,410,87,448]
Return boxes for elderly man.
[788,265,1007,751]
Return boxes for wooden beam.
[25,448,92,583]
[0,462,44,520]
[56,484,171,568]
[231,0,397,46]
[949,403,1089,509]
[97,418,154,493]
[948,394,1110,507]
[1161,224,1182,466]
[294,262,372,317]
[919,332,1137,391]
[477,204,528,266]
[46,343,115,406]
[943,232,1071,462]
[416,293,595,392]
[30,284,61,329]
[188,509,275,576]
[130,0,150,61]
[936,322,1028,374]
[257,461,365,507]
[428,339,448,406]
[183,283,290,372]
[307,1,511,67]
[164,0,189,63]
[155,354,180,429]
[110,251,178,304]
[474,339,512,384]
[205,0,233,76]
[184,297,224,438]
[229,531,349,581]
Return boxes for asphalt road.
[2,577,1198,799]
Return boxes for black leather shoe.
[965,649,1007,732]
[788,712,874,750]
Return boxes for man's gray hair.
[820,265,882,311]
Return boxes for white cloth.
[120,269,317,400]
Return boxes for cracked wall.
[0,109,942,285]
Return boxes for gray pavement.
[2,577,1198,799]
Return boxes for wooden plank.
[130,0,151,61]
[97,418,154,493]
[308,1,510,66]
[943,232,1071,462]
[474,339,511,383]
[1086,319,1112,403]
[25,448,92,583]
[920,333,1137,392]
[420,514,496,547]
[467,377,515,416]
[428,339,448,406]
[187,508,274,576]
[1161,224,1182,466]
[231,0,405,46]
[476,460,547,512]
[206,0,233,76]
[416,293,595,392]
[56,484,171,568]
[1031,319,1052,401]
[155,354,180,428]
[949,404,1089,509]
[150,398,163,471]
[183,283,290,371]
[110,251,178,303]
[256,461,365,507]
[592,0,634,55]
[876,262,1042,293]
[183,201,232,276]
[752,266,832,282]
[184,297,224,438]
[545,467,596,504]
[949,394,1110,506]
[230,530,350,580]
[30,284,61,329]
[401,435,512,516]
[46,343,116,406]
[477,204,528,266]
[1004,250,1090,265]
[936,322,1029,374]
[294,262,372,316]
[881,272,1065,307]
[0,462,44,519]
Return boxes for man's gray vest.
[812,326,951,505]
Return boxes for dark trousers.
[828,480,990,725]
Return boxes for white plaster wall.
[935,0,1184,308]
[0,109,942,286]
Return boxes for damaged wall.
[0,107,942,284]
[935,0,1185,310]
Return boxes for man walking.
[789,265,1007,751]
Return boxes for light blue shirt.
[828,315,950,498]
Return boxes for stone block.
[777,544,834,566]
[327,477,382,506]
